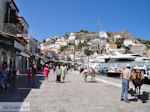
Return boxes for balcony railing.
[4,23,22,35]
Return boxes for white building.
[61,41,67,46]
[99,31,108,38]
[55,38,62,44]
[124,39,135,47]
[69,33,76,40]
[81,40,84,43]
[75,40,80,46]
[114,35,121,39]
[45,38,51,42]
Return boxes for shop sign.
[14,41,25,51]
[20,51,30,58]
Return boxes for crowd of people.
[0,62,38,96]
[43,63,68,83]
[0,62,71,96]
[0,61,145,103]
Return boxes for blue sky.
[15,0,150,42]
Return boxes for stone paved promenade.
[22,70,150,112]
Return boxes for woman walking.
[44,64,49,81]
[32,64,37,86]
[27,68,32,86]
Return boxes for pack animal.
[131,71,144,94]
[81,68,96,82]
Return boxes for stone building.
[131,44,147,56]
[109,42,117,49]
[0,0,19,32]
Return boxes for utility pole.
[99,17,102,53]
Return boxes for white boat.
[105,66,123,77]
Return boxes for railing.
[4,23,22,35]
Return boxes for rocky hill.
[107,30,134,39]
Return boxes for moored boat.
[105,67,123,77]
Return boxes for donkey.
[131,70,144,95]
[81,68,96,82]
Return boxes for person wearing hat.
[44,64,49,81]
[120,64,131,103]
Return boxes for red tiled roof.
[17,35,28,44]
[41,49,53,53]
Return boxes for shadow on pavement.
[129,88,150,103]
[144,79,150,85]
[0,75,44,102]
[85,81,99,83]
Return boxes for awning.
[20,51,30,58]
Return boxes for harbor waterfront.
[0,0,150,112]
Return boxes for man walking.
[61,64,67,82]
[120,64,131,103]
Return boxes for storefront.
[0,32,25,72]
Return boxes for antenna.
[99,17,101,32]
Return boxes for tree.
[136,38,141,42]
[86,37,91,42]
[77,42,83,49]
[84,48,93,56]
[115,38,125,48]
[106,32,111,37]
[106,39,110,42]
[122,45,131,53]
[60,45,68,52]
[80,30,88,33]
[42,39,46,43]
[136,37,150,49]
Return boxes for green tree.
[106,32,111,37]
[80,30,88,33]
[106,39,110,42]
[84,48,93,56]
[86,37,91,42]
[42,39,46,43]
[136,37,150,48]
[60,45,68,52]
[115,38,125,48]
[77,42,83,49]
[83,41,87,46]
[136,38,141,42]
[122,45,131,53]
